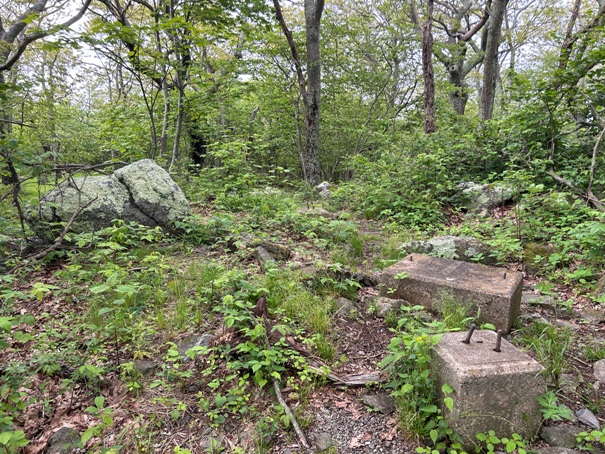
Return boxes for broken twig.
[272,378,309,449]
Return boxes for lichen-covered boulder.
[402,235,498,265]
[28,159,189,238]
[454,182,514,215]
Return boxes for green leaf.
[444,397,454,412]
[441,383,454,394]
[421,404,438,413]
[400,383,414,394]
[94,396,105,409]
[0,432,11,445]
[90,284,110,294]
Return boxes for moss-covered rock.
[523,242,559,274]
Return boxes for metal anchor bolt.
[462,324,477,344]
[494,330,503,352]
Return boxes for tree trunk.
[273,0,324,186]
[422,0,435,133]
[448,60,469,115]
[304,0,323,185]
[480,0,508,121]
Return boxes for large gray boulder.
[401,235,498,265]
[454,182,514,215]
[29,159,189,237]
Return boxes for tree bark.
[480,0,508,121]
[304,0,325,185]
[273,0,324,186]
[422,0,435,133]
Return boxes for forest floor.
[2,196,605,454]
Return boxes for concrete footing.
[432,330,545,448]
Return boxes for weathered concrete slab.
[379,254,522,332]
[432,330,545,448]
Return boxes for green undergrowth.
[0,214,345,452]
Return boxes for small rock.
[178,333,214,360]
[555,320,578,331]
[362,393,396,415]
[200,436,224,451]
[576,408,600,430]
[580,308,605,324]
[559,374,580,394]
[254,246,276,271]
[133,360,158,377]
[525,295,557,311]
[313,432,334,451]
[594,359,605,383]
[335,297,355,316]
[535,448,581,454]
[185,384,199,394]
[517,313,550,326]
[47,426,80,454]
[593,275,605,298]
[374,299,402,318]
[315,181,331,198]
[541,424,583,448]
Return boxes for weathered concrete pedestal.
[379,254,523,332]
[432,330,545,448]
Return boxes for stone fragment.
[255,246,276,271]
[315,181,331,198]
[380,254,522,332]
[535,448,581,454]
[593,275,605,299]
[594,359,605,383]
[133,360,158,377]
[432,330,545,449]
[177,333,214,360]
[200,436,224,451]
[558,373,580,394]
[402,236,498,265]
[580,308,605,324]
[236,234,291,260]
[47,426,80,454]
[313,432,334,451]
[541,424,584,448]
[362,393,396,414]
[335,297,355,316]
[374,297,403,318]
[576,408,600,430]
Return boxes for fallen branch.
[307,361,386,387]
[272,377,309,449]
[547,168,605,211]
[8,193,95,274]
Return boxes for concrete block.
[379,254,523,332]
[432,330,545,448]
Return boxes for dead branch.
[272,378,309,449]
[307,359,386,387]
[587,121,605,197]
[8,193,95,274]
[547,168,605,211]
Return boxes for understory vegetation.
[2,0,605,452]
[2,171,605,452]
